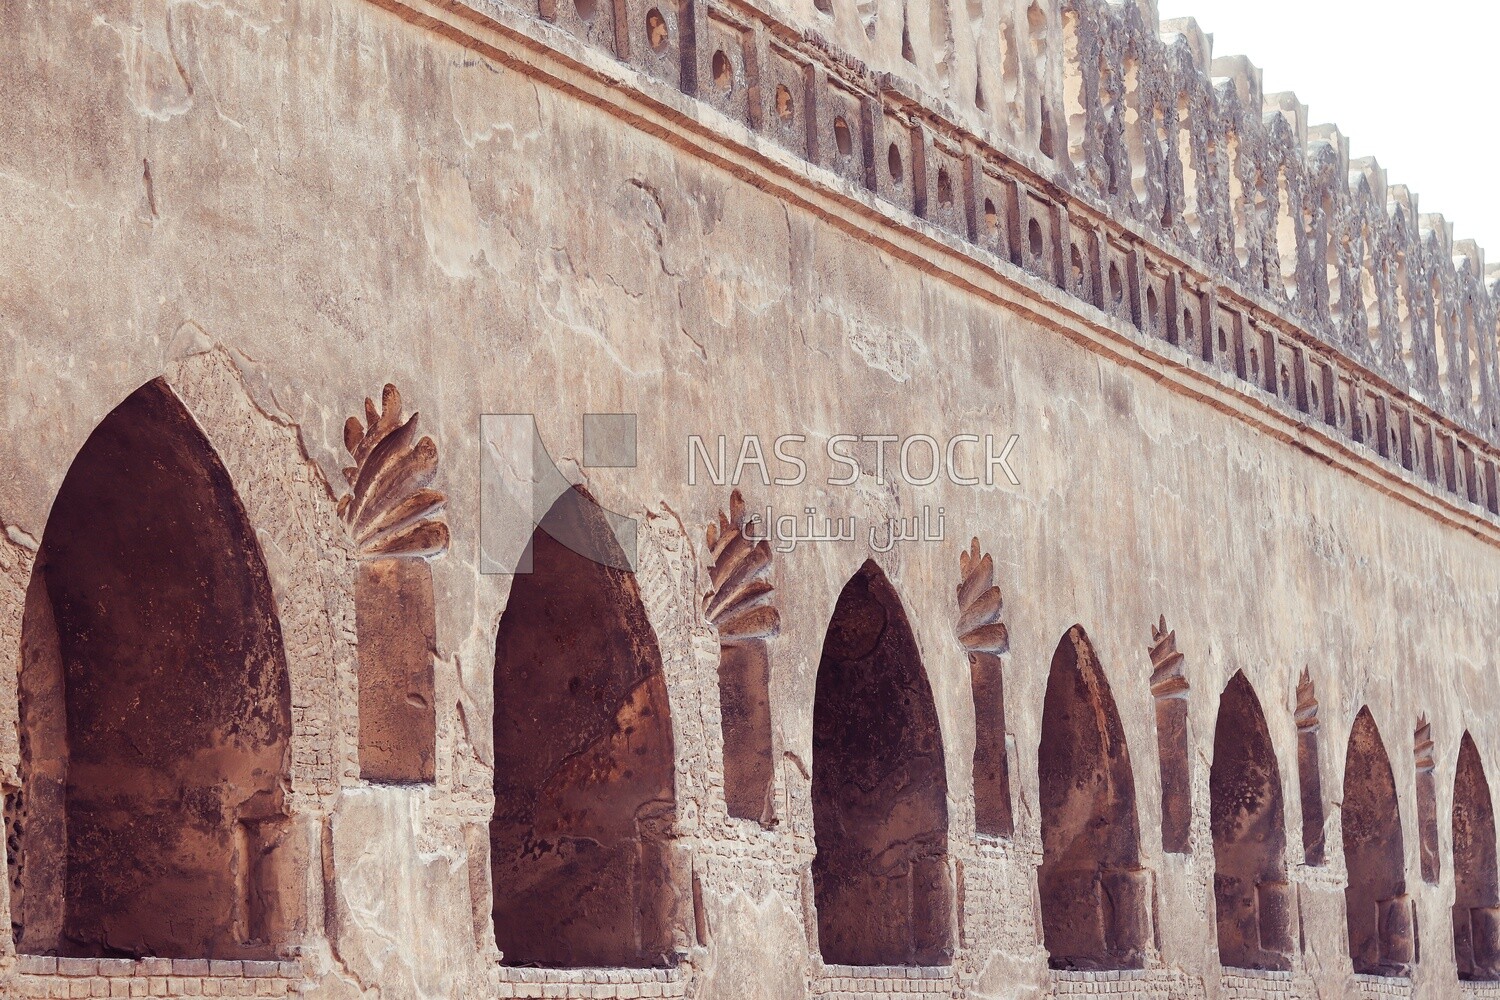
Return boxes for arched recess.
[1324,197,1345,330]
[1433,276,1452,393]
[339,384,448,784]
[1121,54,1147,205]
[1295,670,1326,866]
[925,0,953,89]
[1344,707,1415,977]
[1393,249,1415,376]
[1037,625,1148,970]
[1060,9,1087,173]
[958,539,1012,837]
[997,11,1021,131]
[704,490,780,825]
[1360,226,1382,362]
[812,560,951,966]
[490,484,678,968]
[1026,3,1054,159]
[1173,94,1200,235]
[10,378,294,959]
[1453,733,1500,981]
[1209,672,1292,970]
[1273,169,1299,301]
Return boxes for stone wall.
[1,0,1499,997]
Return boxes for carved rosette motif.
[338,384,449,560]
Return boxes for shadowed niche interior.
[1037,625,1149,971]
[490,485,678,968]
[1209,672,1291,971]
[811,560,952,967]
[7,379,295,959]
[1453,733,1500,981]
[1344,708,1414,977]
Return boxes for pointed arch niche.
[1453,734,1500,981]
[9,379,294,959]
[1037,625,1149,970]
[811,560,952,967]
[490,485,678,968]
[1343,708,1414,977]
[1209,672,1292,970]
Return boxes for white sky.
[1156,0,1500,258]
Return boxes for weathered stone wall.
[2,0,1499,997]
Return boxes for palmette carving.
[703,490,780,643]
[956,537,1008,657]
[1415,716,1436,772]
[1148,615,1188,698]
[1295,668,1319,732]
[338,384,449,560]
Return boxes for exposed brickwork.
[14,956,305,999]
[492,967,686,998]
[956,837,1043,961]
[811,965,954,998]
[1050,968,1177,996]
[1220,969,1296,1000]
[1352,973,1413,998]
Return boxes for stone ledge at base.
[811,965,955,998]
[1353,973,1412,999]
[492,966,686,999]
[1462,983,1500,999]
